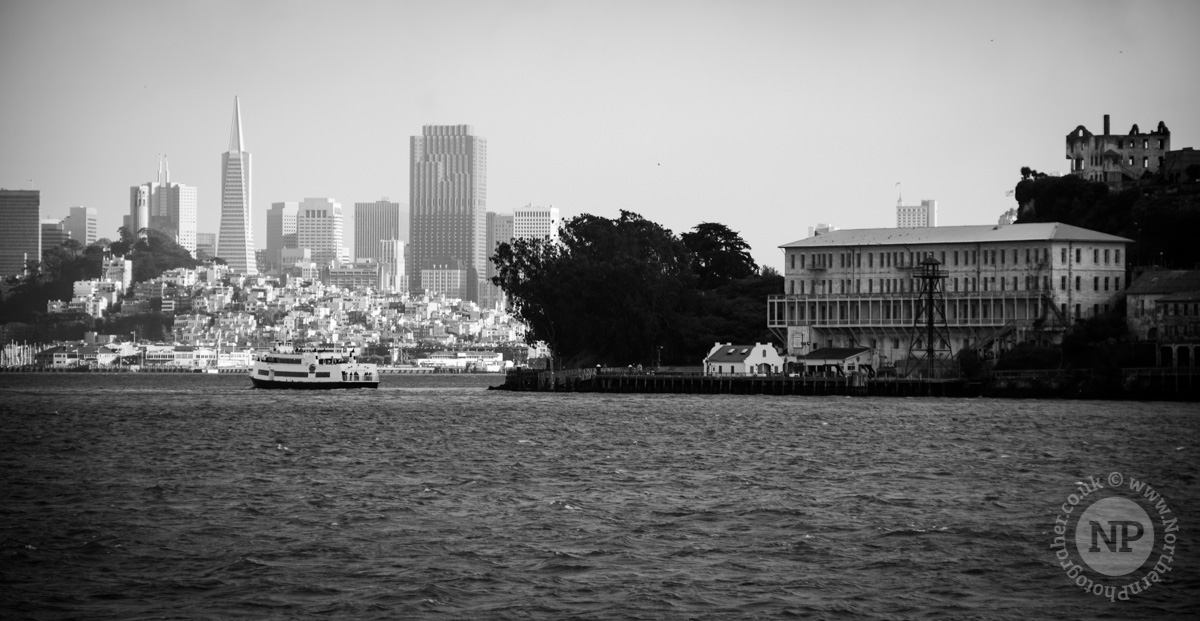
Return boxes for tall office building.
[41,219,70,250]
[266,201,299,272]
[196,233,217,260]
[354,199,407,261]
[409,125,487,300]
[128,157,198,253]
[63,206,97,245]
[0,189,40,277]
[217,96,256,274]
[297,198,346,266]
[514,205,561,241]
[481,211,514,308]
[380,239,407,292]
[896,198,937,228]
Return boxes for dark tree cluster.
[491,211,780,368]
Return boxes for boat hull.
[250,376,379,389]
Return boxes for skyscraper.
[354,199,407,262]
[0,189,40,277]
[41,219,69,250]
[63,206,97,245]
[128,157,197,253]
[297,198,346,267]
[896,198,937,228]
[514,205,561,241]
[266,201,299,272]
[217,97,255,274]
[481,211,514,308]
[409,125,487,300]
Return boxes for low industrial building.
[768,222,1130,372]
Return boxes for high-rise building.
[41,219,69,250]
[266,201,299,272]
[409,125,487,300]
[0,190,40,277]
[354,199,407,262]
[896,198,937,228]
[196,233,217,260]
[217,96,256,274]
[297,198,345,267]
[514,205,560,241]
[128,157,198,253]
[63,206,97,245]
[379,239,407,292]
[481,211,514,308]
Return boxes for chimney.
[1104,114,1110,136]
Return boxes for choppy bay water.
[0,373,1197,620]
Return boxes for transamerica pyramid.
[216,96,256,274]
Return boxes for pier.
[496,367,1200,400]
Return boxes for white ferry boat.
[249,343,380,389]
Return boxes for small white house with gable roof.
[703,342,785,376]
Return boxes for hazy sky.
[2,0,1198,268]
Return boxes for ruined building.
[1066,114,1170,189]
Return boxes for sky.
[2,0,1198,269]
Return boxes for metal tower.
[904,256,954,378]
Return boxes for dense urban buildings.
[216,97,256,274]
[409,125,487,301]
[297,198,346,267]
[126,157,198,253]
[0,189,40,277]
[896,199,937,228]
[768,223,1131,371]
[354,199,407,262]
[1066,114,1171,189]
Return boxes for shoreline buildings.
[217,97,256,274]
[409,125,487,301]
[768,223,1130,370]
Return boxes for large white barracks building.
[767,223,1131,369]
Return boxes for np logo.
[1051,473,1179,601]
[1075,497,1154,576]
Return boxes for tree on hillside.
[110,227,198,283]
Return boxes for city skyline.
[2,0,1198,270]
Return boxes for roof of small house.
[705,344,778,363]
[1127,270,1200,296]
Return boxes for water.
[1,373,1197,619]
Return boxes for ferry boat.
[249,343,380,389]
